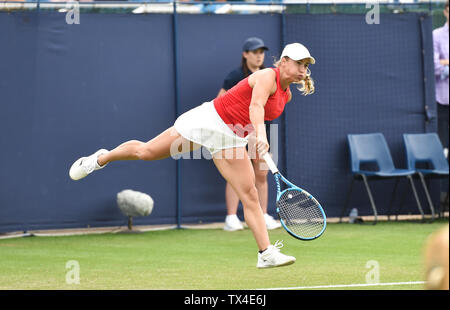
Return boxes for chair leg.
[387,178,400,221]
[444,192,449,219]
[340,178,355,223]
[407,175,425,222]
[444,192,449,218]
[361,174,378,225]
[438,191,448,219]
[417,173,436,221]
[395,179,409,221]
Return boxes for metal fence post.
[172,1,182,229]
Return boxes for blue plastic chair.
[340,133,424,224]
[403,133,449,219]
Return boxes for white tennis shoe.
[224,214,244,231]
[257,240,296,269]
[264,213,281,230]
[69,149,109,181]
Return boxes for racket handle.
[262,153,279,174]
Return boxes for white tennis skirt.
[174,101,248,155]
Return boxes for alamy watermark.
[365,260,380,284]
[65,260,80,285]
[65,1,80,25]
[169,123,279,170]
[366,2,380,25]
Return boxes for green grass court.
[0,219,447,290]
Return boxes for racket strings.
[277,189,325,239]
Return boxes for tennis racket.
[262,153,326,241]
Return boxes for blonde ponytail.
[298,67,315,96]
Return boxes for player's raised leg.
[69,126,199,180]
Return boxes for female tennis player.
[69,42,316,269]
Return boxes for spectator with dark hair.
[217,37,281,232]
[217,37,267,97]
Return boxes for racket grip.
[262,153,279,174]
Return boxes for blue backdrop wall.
[0,11,438,233]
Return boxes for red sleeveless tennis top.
[213,67,290,137]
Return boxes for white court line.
[256,281,426,290]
